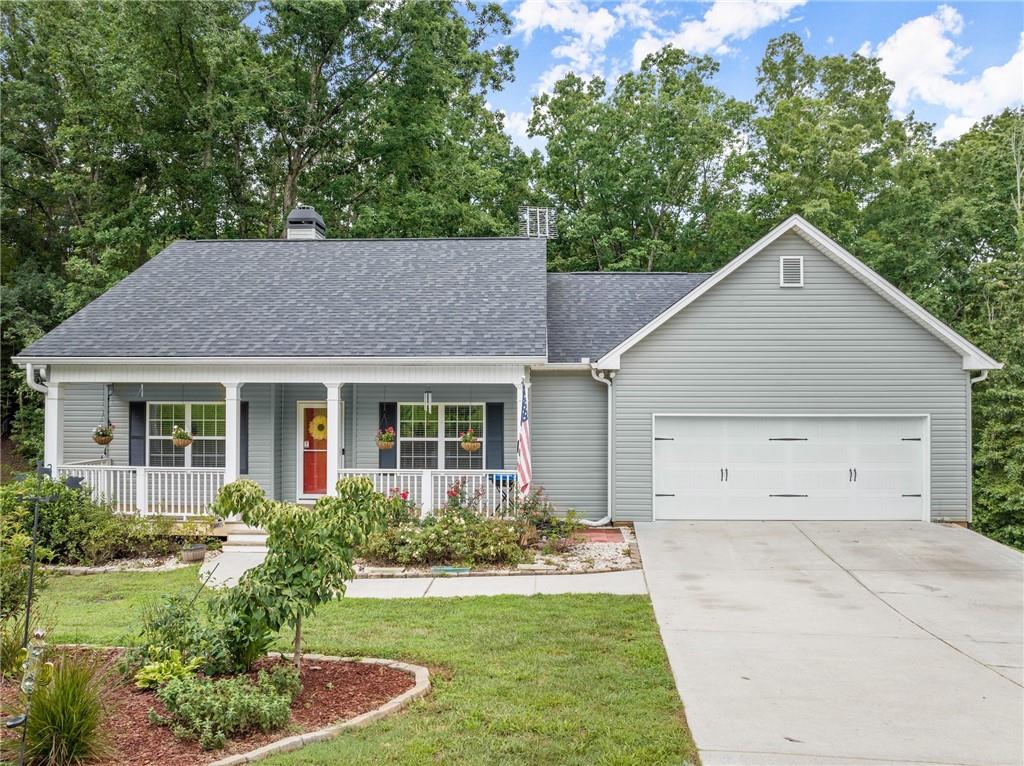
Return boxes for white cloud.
[500,108,547,152]
[861,5,1024,140]
[631,0,808,67]
[512,0,660,95]
[826,35,834,46]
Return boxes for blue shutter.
[239,401,249,475]
[129,402,146,466]
[379,402,397,469]
[485,403,503,469]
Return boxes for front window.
[148,403,225,468]
[399,404,439,469]
[398,403,484,470]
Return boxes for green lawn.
[40,568,697,765]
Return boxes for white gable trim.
[596,215,1002,371]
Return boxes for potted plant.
[460,427,481,453]
[171,424,193,448]
[180,542,207,563]
[92,423,115,445]
[376,426,395,450]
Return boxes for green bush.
[134,647,203,689]
[24,653,110,766]
[0,475,210,565]
[140,591,236,676]
[151,669,299,750]
[0,528,49,623]
[363,506,525,566]
[0,615,26,679]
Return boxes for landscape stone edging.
[208,655,431,766]
[354,562,641,579]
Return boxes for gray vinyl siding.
[241,384,274,497]
[352,384,517,471]
[60,384,117,464]
[530,371,607,520]
[613,232,970,523]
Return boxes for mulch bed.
[1,648,415,766]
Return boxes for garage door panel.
[653,415,925,521]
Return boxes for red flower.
[447,489,459,498]
[400,491,409,501]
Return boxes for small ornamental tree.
[212,477,393,669]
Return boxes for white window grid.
[147,402,226,468]
[397,402,485,470]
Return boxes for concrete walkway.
[200,552,646,596]
[636,520,1024,766]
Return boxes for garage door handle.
[654,437,674,441]
[853,468,857,482]
[901,437,921,441]
[768,437,808,441]
[902,494,921,497]
[770,494,808,498]
[849,468,853,482]
[724,467,728,481]
[655,493,675,497]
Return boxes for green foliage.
[140,591,237,676]
[0,614,27,679]
[134,646,203,690]
[23,653,111,766]
[212,477,391,667]
[363,506,525,566]
[0,475,178,565]
[151,668,300,750]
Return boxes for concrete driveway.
[635,521,1023,766]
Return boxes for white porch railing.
[337,468,518,517]
[54,464,224,518]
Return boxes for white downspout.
[24,363,48,394]
[970,370,988,385]
[581,365,614,527]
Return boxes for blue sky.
[489,1,1023,150]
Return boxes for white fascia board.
[595,214,1002,371]
[530,362,591,371]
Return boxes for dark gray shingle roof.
[20,238,548,358]
[546,272,713,363]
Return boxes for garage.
[653,415,928,520]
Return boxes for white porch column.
[43,382,62,469]
[223,382,241,484]
[325,382,342,496]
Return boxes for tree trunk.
[293,615,302,671]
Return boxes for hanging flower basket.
[376,426,396,450]
[92,424,115,446]
[171,424,193,448]
[460,427,481,453]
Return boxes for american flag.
[516,380,531,498]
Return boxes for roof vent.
[779,255,803,287]
[286,205,326,240]
[518,206,557,239]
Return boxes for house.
[14,209,1001,525]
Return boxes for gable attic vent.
[286,205,326,240]
[779,255,804,287]
[518,206,557,239]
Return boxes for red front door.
[302,405,327,495]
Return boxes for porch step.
[222,528,269,554]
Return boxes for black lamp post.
[4,463,85,766]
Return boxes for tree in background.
[530,47,750,272]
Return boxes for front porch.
[46,370,528,519]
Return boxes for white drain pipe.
[581,364,614,527]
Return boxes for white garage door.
[653,415,926,520]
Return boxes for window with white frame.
[148,403,226,468]
[398,403,484,470]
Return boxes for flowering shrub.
[362,506,524,566]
